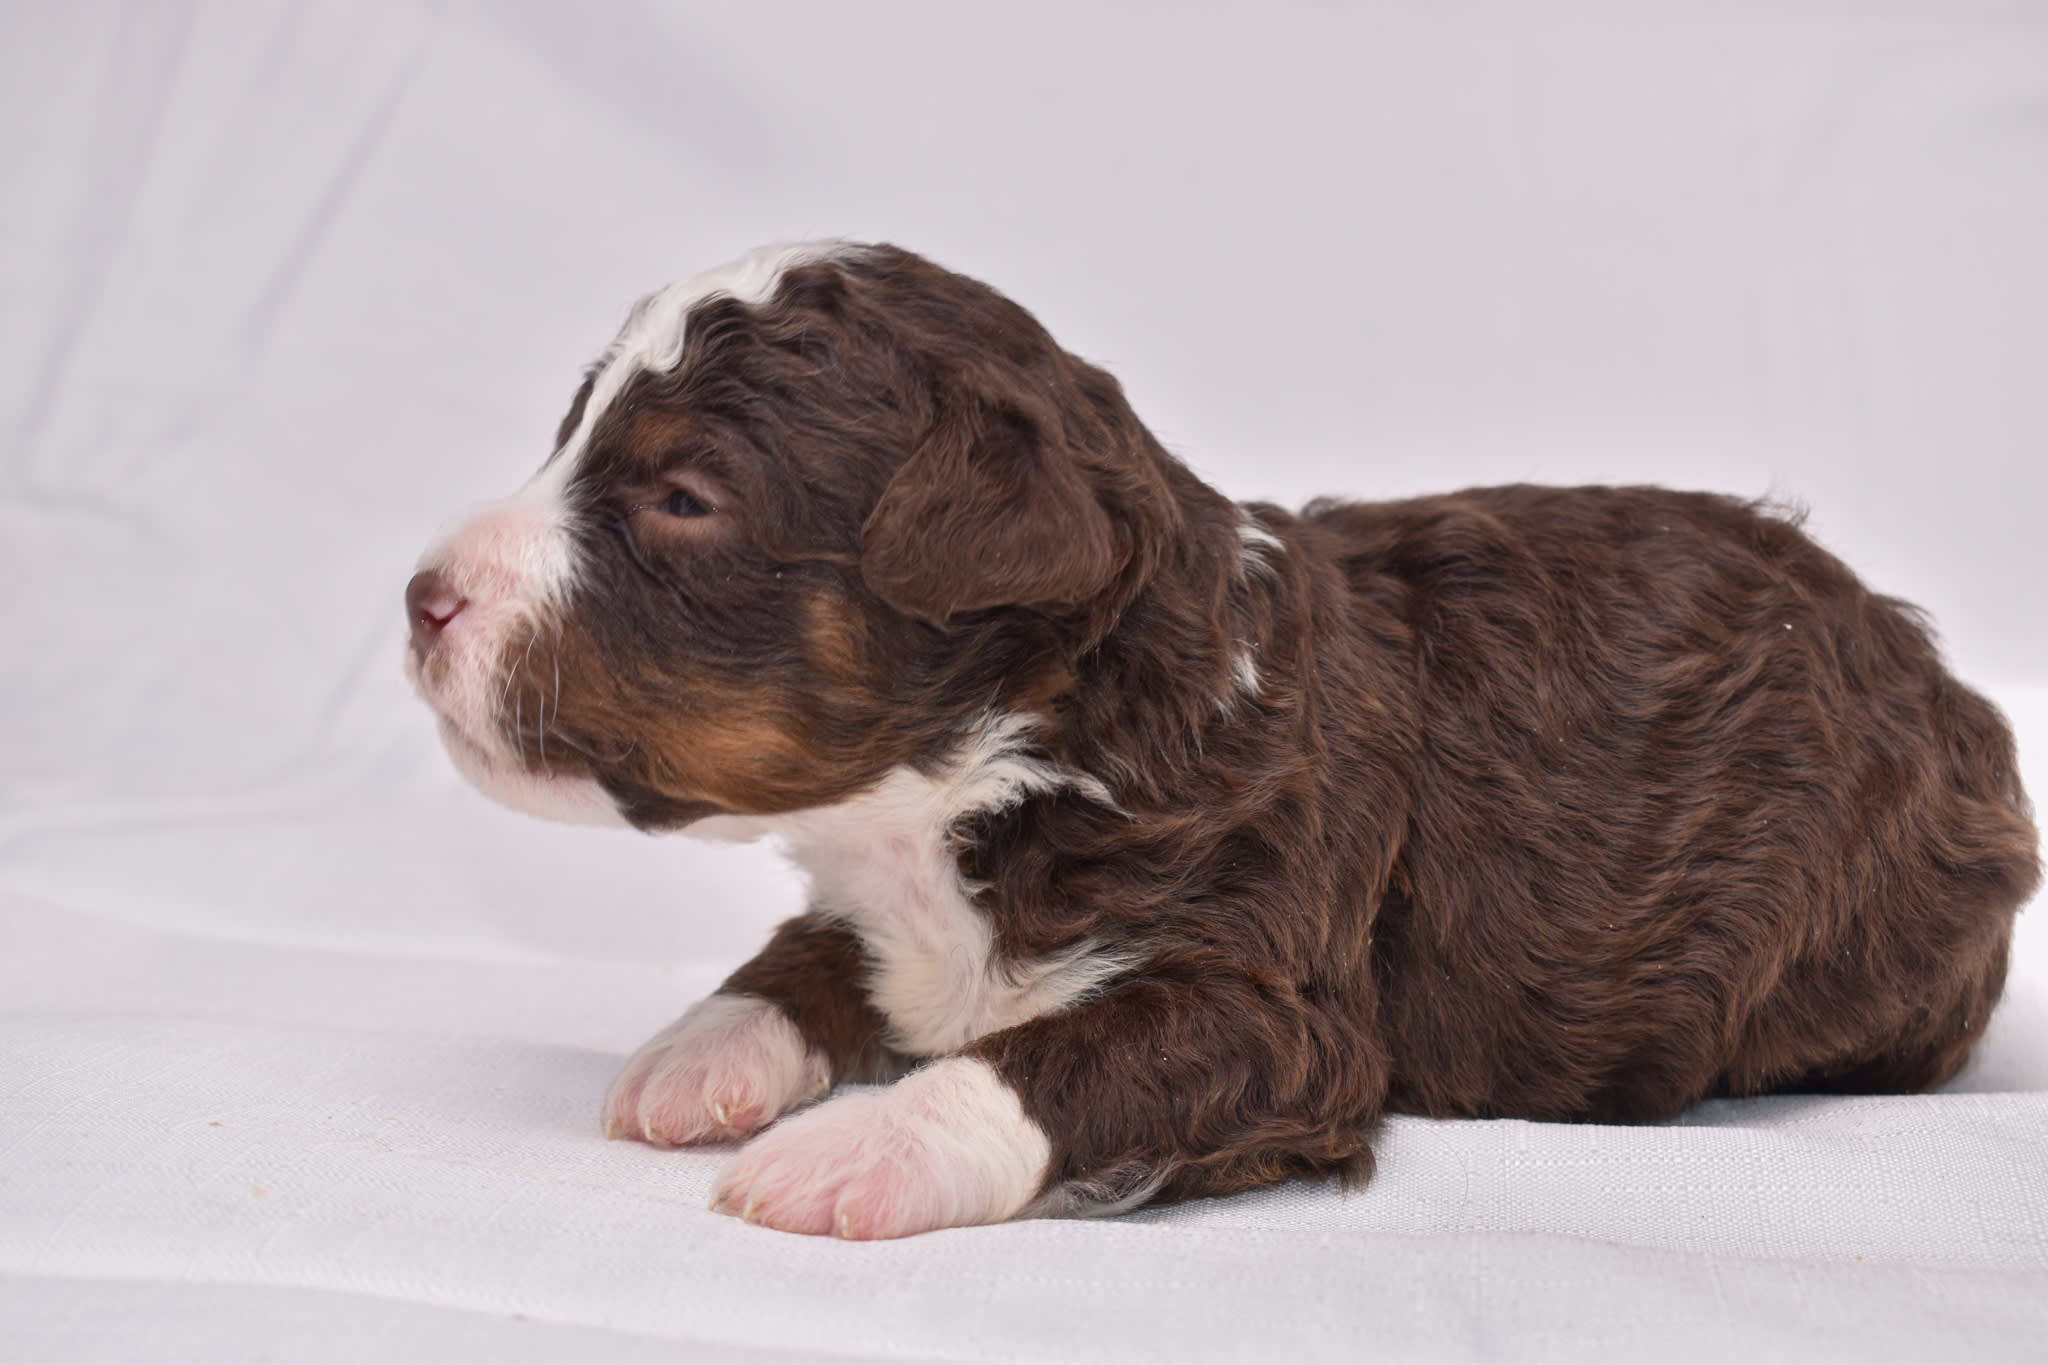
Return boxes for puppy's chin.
[434,714,625,828]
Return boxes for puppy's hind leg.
[970,972,1390,1213]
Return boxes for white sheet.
[4,3,2045,1360]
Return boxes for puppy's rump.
[1303,484,2036,1122]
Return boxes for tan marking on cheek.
[629,679,913,817]
[532,644,860,816]
[802,588,869,685]
[516,596,916,818]
[682,709,829,807]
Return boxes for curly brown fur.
[410,242,2039,1220]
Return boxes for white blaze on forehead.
[473,242,850,620]
[411,231,826,597]
[552,240,853,479]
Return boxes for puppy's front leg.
[710,1053,1049,1238]
[713,972,1378,1237]
[603,914,897,1147]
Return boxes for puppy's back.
[1307,484,2038,1122]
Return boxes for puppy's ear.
[859,393,1127,629]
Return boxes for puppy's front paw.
[603,994,828,1146]
[710,1056,1050,1239]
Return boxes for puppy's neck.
[1054,487,1307,803]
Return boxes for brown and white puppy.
[405,241,2040,1239]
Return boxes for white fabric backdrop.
[3,3,2045,1360]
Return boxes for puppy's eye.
[664,488,714,518]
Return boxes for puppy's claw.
[604,997,825,1152]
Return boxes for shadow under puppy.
[404,242,2040,1239]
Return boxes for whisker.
[544,730,639,766]
[517,637,550,773]
[498,652,524,712]
[536,678,548,772]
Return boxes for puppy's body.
[406,242,2038,1235]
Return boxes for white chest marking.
[695,715,1128,1056]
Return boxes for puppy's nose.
[406,568,467,654]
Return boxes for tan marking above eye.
[621,408,698,462]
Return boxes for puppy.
[405,242,2040,1239]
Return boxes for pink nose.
[405,568,467,655]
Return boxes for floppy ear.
[859,394,1127,629]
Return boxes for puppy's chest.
[771,768,1125,1057]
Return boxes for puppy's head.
[404,243,1178,829]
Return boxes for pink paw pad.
[603,994,828,1146]
[711,1056,1051,1239]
